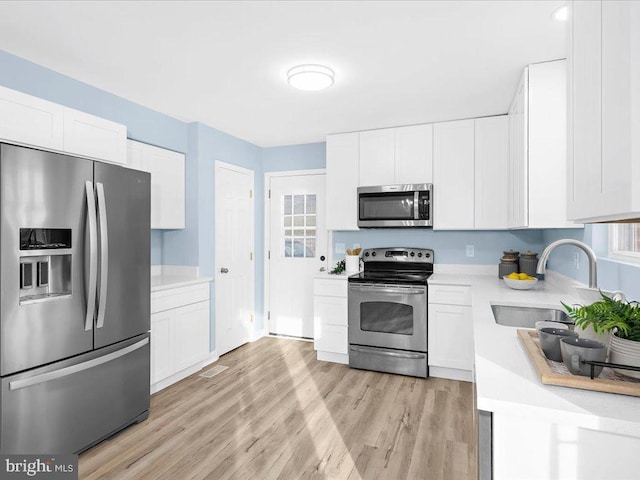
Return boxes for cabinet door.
[394,124,433,184]
[173,301,210,372]
[63,108,127,164]
[313,296,348,354]
[508,71,528,228]
[428,304,473,371]
[474,116,509,229]
[569,0,602,220]
[126,139,150,172]
[358,129,395,187]
[433,120,475,229]
[0,85,64,151]
[148,144,185,229]
[326,133,359,230]
[151,310,174,384]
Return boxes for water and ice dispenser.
[19,228,72,304]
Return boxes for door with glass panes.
[268,173,327,338]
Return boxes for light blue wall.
[333,229,547,264]
[542,225,640,301]
[263,142,326,172]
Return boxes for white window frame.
[609,224,640,263]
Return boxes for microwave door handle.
[414,191,419,220]
[84,182,98,331]
[96,182,108,329]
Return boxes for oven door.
[348,283,427,352]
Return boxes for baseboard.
[202,350,218,367]
[317,351,349,365]
[250,327,267,342]
[429,365,473,382]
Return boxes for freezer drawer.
[0,334,150,454]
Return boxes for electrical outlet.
[335,243,346,254]
[574,252,580,270]
[466,245,475,257]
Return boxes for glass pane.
[284,216,292,227]
[294,216,304,226]
[306,215,316,227]
[293,238,305,257]
[284,195,292,215]
[360,302,414,335]
[306,229,316,237]
[294,229,305,236]
[284,238,292,257]
[616,224,640,253]
[306,194,316,214]
[284,229,292,236]
[305,238,316,258]
[359,192,414,220]
[294,195,304,214]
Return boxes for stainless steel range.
[348,247,433,378]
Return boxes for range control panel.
[361,248,434,264]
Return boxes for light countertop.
[313,271,358,280]
[151,272,213,292]
[430,272,640,438]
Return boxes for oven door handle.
[349,286,425,295]
[350,346,426,360]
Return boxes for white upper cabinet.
[0,85,64,151]
[127,140,185,230]
[568,0,640,222]
[528,60,577,228]
[508,70,528,229]
[394,124,433,185]
[0,85,127,164]
[474,116,509,229]
[358,129,395,186]
[326,132,360,231]
[433,120,475,230]
[63,108,127,164]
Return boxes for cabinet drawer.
[429,284,472,306]
[314,324,348,355]
[151,283,210,313]
[314,295,348,327]
[313,278,348,298]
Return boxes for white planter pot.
[608,334,640,379]
[575,324,611,350]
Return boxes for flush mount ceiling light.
[552,4,568,21]
[287,64,335,91]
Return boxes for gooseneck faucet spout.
[536,239,598,288]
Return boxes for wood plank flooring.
[79,338,477,480]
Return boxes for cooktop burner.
[347,247,434,286]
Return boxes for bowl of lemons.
[503,272,539,290]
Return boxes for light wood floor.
[80,337,477,480]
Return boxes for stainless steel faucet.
[536,239,598,288]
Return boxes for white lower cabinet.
[313,276,349,364]
[150,283,211,393]
[428,283,474,381]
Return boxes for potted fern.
[563,293,640,379]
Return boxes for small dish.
[503,277,538,290]
[539,327,578,362]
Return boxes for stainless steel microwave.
[357,184,433,228]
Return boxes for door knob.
[220,267,229,274]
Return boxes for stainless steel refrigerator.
[0,143,151,454]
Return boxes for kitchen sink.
[491,304,573,328]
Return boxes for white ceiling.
[0,1,565,147]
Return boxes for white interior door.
[215,162,254,356]
[268,173,327,338]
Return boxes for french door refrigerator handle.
[96,182,108,329]
[85,181,98,331]
[8,338,149,391]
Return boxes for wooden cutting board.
[518,329,640,397]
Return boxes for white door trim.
[263,168,326,336]
[214,160,255,355]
